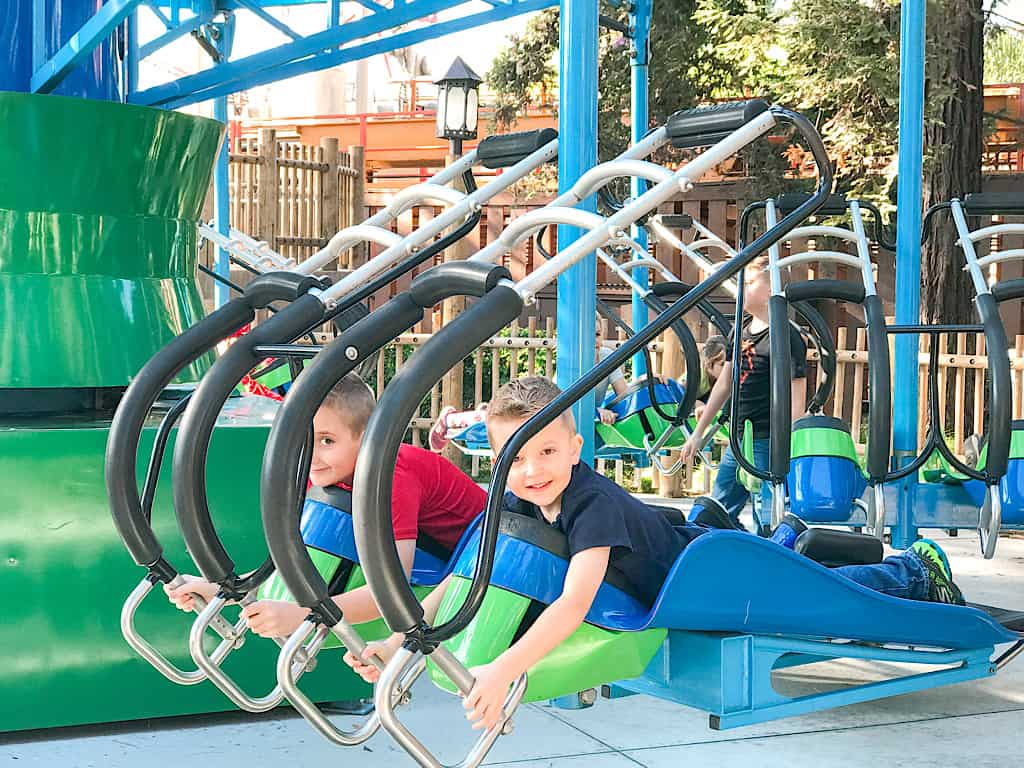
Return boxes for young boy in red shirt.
[166,372,485,637]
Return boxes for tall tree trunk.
[920,0,985,324]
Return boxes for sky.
[139,0,1024,118]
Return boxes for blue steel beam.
[235,0,304,39]
[138,13,212,59]
[31,0,144,94]
[142,0,556,108]
[143,1,174,28]
[131,0,472,106]
[629,0,651,377]
[556,0,599,464]
[891,0,927,548]
[213,14,237,309]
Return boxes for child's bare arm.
[164,575,219,611]
[245,540,419,638]
[682,361,732,462]
[463,546,610,730]
[791,376,807,422]
[343,574,454,682]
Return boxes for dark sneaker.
[911,539,965,605]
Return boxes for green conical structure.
[0,92,222,393]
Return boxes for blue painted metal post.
[557,0,599,463]
[629,0,651,377]
[126,7,139,99]
[891,0,927,547]
[212,14,236,309]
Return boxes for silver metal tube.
[980,489,1002,559]
[775,251,866,270]
[319,139,559,301]
[199,224,296,271]
[375,647,528,768]
[951,200,992,296]
[766,200,784,296]
[189,596,285,712]
[784,225,862,242]
[560,159,672,206]
[996,640,1024,670]
[120,578,207,685]
[516,111,778,299]
[277,621,382,746]
[958,223,1024,244]
[647,218,738,296]
[848,201,879,296]
[974,249,1024,270]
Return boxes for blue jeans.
[712,439,770,528]
[835,550,930,600]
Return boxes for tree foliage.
[985,27,1024,83]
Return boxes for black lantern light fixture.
[435,56,482,155]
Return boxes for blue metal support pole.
[891,0,927,547]
[127,8,140,98]
[557,0,599,463]
[212,14,236,309]
[30,0,144,94]
[32,0,46,73]
[629,0,651,377]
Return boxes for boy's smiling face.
[488,414,584,520]
[309,404,362,488]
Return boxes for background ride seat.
[787,415,868,523]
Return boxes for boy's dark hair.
[487,376,575,432]
[702,335,727,363]
[321,372,376,435]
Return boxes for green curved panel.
[427,576,665,703]
[258,558,429,649]
[0,92,224,388]
[791,426,863,465]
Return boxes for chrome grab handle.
[860,485,886,541]
[979,487,1002,559]
[120,576,242,686]
[375,646,527,768]
[277,619,423,746]
[770,482,787,529]
[189,594,303,712]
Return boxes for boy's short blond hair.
[486,376,576,434]
[745,253,771,278]
[321,372,376,435]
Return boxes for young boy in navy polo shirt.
[166,372,485,637]
[346,376,964,731]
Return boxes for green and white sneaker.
[911,539,965,605]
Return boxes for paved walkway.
[5,523,1023,768]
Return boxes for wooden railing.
[348,322,1020,494]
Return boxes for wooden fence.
[348,321,1023,494]
[202,129,365,275]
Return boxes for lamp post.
[435,57,481,464]
[434,56,482,157]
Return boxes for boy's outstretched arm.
[243,540,417,638]
[681,361,733,463]
[463,546,609,731]
[343,574,453,682]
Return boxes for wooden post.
[348,145,367,265]
[441,153,468,467]
[320,137,340,267]
[658,324,687,498]
[257,128,278,257]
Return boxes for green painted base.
[0,401,367,733]
[428,577,665,703]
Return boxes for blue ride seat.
[602,378,686,421]
[300,485,482,586]
[454,520,1016,650]
[786,415,867,523]
[962,421,1024,527]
